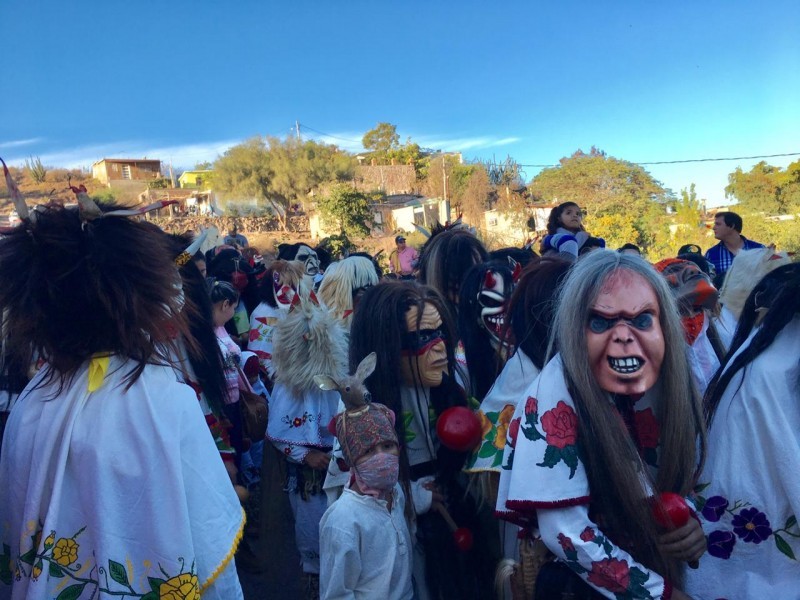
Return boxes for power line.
[298,123,364,145]
[515,151,800,169]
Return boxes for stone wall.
[148,215,309,235]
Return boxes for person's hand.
[658,517,706,563]
[423,480,445,504]
[304,450,331,471]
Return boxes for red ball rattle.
[651,492,698,569]
[434,502,474,552]
[436,406,482,452]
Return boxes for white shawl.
[0,357,244,600]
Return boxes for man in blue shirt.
[704,211,764,283]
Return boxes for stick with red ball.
[433,502,474,552]
[651,492,699,569]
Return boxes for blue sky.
[2,0,799,206]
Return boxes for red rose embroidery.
[580,526,596,542]
[540,401,578,449]
[634,407,659,449]
[557,533,575,553]
[293,417,303,427]
[524,396,538,416]
[249,329,260,342]
[587,558,630,594]
[508,417,521,447]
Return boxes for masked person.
[318,359,413,600]
[349,281,493,600]
[685,263,800,599]
[497,251,706,600]
[0,184,244,599]
[654,258,725,396]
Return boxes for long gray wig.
[553,250,706,583]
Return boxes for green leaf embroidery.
[56,583,87,600]
[775,533,797,560]
[49,562,65,578]
[785,515,797,531]
[142,592,159,600]
[561,445,579,479]
[694,481,711,494]
[537,444,561,469]
[503,447,516,470]
[478,441,497,459]
[108,559,130,586]
[492,449,504,468]
[18,548,36,566]
[521,421,543,442]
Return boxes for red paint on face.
[400,303,449,388]
[586,271,664,396]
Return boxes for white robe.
[319,485,414,600]
[0,357,244,600]
[685,316,800,599]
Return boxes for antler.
[1,157,32,222]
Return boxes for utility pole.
[169,159,175,188]
[295,120,301,141]
[441,155,447,201]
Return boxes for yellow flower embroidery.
[494,405,516,450]
[32,564,42,580]
[159,573,200,600]
[478,410,493,438]
[52,538,79,566]
[44,531,55,550]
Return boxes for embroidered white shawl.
[465,349,540,473]
[685,316,800,599]
[0,358,244,600]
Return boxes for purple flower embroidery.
[732,507,772,543]
[702,496,729,523]
[707,530,736,559]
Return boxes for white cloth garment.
[247,302,283,378]
[0,357,244,600]
[319,484,414,600]
[465,349,540,473]
[266,385,339,464]
[686,315,722,396]
[496,355,669,599]
[685,316,800,599]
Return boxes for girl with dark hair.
[685,263,800,599]
[0,195,244,599]
[349,281,493,599]
[497,251,706,600]
[542,201,604,259]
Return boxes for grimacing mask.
[585,270,665,396]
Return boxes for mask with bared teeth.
[586,269,665,396]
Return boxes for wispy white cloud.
[3,139,241,170]
[0,137,44,150]
[302,130,524,154]
[1,132,523,170]
[411,135,522,153]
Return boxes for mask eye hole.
[588,314,614,333]
[630,313,653,330]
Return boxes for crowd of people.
[0,177,797,600]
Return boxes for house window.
[122,165,132,180]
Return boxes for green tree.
[725,160,800,215]
[213,136,356,231]
[316,184,373,239]
[362,122,400,155]
[529,148,671,253]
